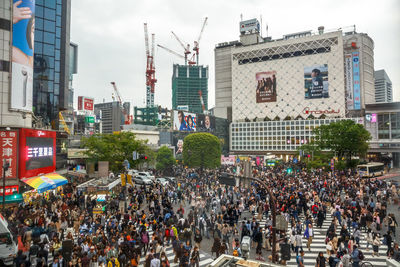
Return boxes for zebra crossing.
[264,212,389,267]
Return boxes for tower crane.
[110,82,131,125]
[144,23,157,107]
[193,17,208,65]
[157,44,196,65]
[171,31,191,65]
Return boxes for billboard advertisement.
[11,0,35,112]
[352,52,361,110]
[345,54,354,110]
[239,18,260,34]
[221,155,235,165]
[304,64,329,99]
[173,110,197,131]
[78,96,94,112]
[19,129,56,179]
[197,114,215,132]
[256,71,277,103]
[0,130,19,179]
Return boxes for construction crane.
[193,17,208,65]
[157,44,196,65]
[144,23,157,107]
[171,31,191,65]
[59,111,71,134]
[110,82,131,125]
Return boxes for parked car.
[128,169,139,177]
[155,177,169,187]
[164,177,176,184]
[138,172,155,181]
[134,176,153,185]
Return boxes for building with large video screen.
[214,22,374,156]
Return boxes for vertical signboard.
[78,97,94,112]
[352,52,361,110]
[0,130,19,179]
[345,54,354,110]
[11,0,35,112]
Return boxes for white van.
[0,214,18,266]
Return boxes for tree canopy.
[182,133,221,169]
[82,132,151,173]
[313,120,371,161]
[156,146,175,175]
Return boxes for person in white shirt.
[150,256,161,267]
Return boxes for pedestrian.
[351,245,360,267]
[190,246,200,267]
[296,250,305,267]
[304,223,313,252]
[372,233,381,257]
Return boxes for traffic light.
[139,154,148,160]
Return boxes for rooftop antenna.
[240,14,243,22]
[266,24,269,37]
[260,14,263,37]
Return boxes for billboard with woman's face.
[173,110,197,132]
[11,0,35,111]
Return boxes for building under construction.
[172,64,209,114]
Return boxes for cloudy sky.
[70,0,400,110]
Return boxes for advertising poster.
[345,54,354,110]
[11,0,35,111]
[78,97,94,112]
[256,71,277,103]
[304,64,329,99]
[0,130,19,179]
[352,52,361,110]
[173,110,197,131]
[197,114,215,132]
[221,155,236,165]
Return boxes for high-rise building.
[94,101,124,134]
[374,69,392,103]
[33,0,71,129]
[172,64,208,114]
[0,0,33,127]
[214,22,373,156]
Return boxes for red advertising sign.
[84,98,94,111]
[0,185,19,196]
[78,96,83,110]
[0,130,18,179]
[78,96,94,111]
[19,128,56,179]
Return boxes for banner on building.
[197,114,215,133]
[221,155,236,165]
[256,71,277,103]
[0,130,19,179]
[78,96,94,112]
[173,110,197,131]
[10,0,35,112]
[352,52,361,110]
[345,54,354,110]
[304,64,329,99]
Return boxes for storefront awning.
[21,173,68,194]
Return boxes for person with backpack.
[351,245,363,267]
[296,250,305,267]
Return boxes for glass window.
[34,41,43,53]
[45,0,56,9]
[55,49,60,60]
[44,8,56,21]
[56,27,61,38]
[36,6,44,17]
[43,31,55,44]
[44,20,55,33]
[43,44,54,56]
[54,84,59,94]
[55,72,60,83]
[56,4,62,15]
[56,16,61,27]
[36,18,44,31]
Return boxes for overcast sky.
[70,0,400,111]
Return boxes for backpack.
[358,250,364,261]
[233,248,239,257]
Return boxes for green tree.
[82,132,150,173]
[183,133,221,171]
[313,120,371,162]
[156,146,175,175]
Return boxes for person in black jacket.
[193,228,202,249]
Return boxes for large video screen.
[256,71,277,103]
[304,64,329,99]
[173,110,197,131]
[25,137,54,170]
[197,114,215,132]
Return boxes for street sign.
[132,151,137,160]
[276,215,288,231]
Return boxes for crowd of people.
[3,164,400,267]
